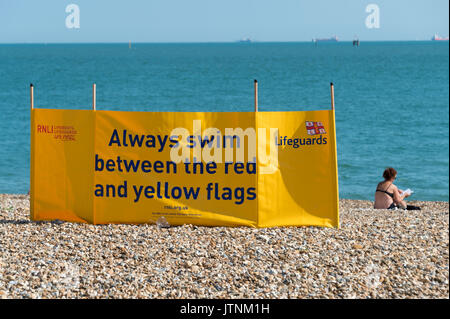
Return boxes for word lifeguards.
[276,135,328,148]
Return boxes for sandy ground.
[0,194,448,299]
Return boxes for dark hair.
[383,167,397,180]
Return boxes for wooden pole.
[330,82,335,110]
[93,83,96,110]
[254,79,258,112]
[30,83,34,110]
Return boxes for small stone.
[191,266,200,272]
[156,216,170,228]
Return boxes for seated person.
[374,167,420,210]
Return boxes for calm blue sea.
[0,42,448,201]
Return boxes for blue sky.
[0,0,448,43]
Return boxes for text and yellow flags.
[30,109,339,227]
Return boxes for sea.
[0,41,448,201]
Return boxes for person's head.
[383,167,397,181]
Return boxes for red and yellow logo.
[306,121,326,135]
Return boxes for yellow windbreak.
[30,109,338,228]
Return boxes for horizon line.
[0,39,445,45]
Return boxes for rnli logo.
[306,121,326,135]
[36,124,78,141]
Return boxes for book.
[400,189,413,197]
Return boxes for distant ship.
[313,35,338,43]
[239,37,252,43]
[431,34,449,41]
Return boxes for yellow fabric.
[30,109,339,228]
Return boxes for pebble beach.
[0,194,448,299]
